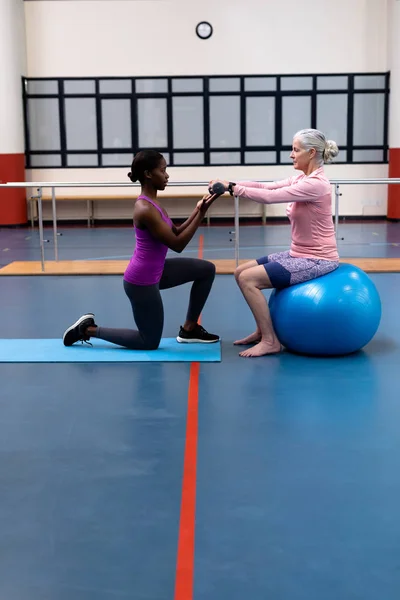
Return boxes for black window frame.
[22,72,390,169]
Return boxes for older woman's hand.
[208,179,230,192]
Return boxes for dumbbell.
[208,181,226,196]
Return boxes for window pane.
[282,96,311,145]
[209,78,240,92]
[138,98,168,147]
[245,151,276,164]
[281,77,313,91]
[317,76,348,90]
[353,149,384,162]
[27,80,58,95]
[280,151,293,163]
[64,80,95,94]
[28,99,61,151]
[135,79,168,93]
[354,75,386,90]
[353,94,385,145]
[65,98,97,150]
[30,155,61,167]
[173,152,204,165]
[102,154,132,166]
[67,154,98,167]
[101,99,131,148]
[210,152,241,164]
[100,79,132,94]
[246,97,275,146]
[172,79,203,93]
[335,150,347,162]
[317,94,347,146]
[172,97,203,149]
[210,96,240,147]
[245,77,276,92]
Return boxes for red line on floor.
[174,361,199,600]
[198,234,204,260]
[173,233,204,600]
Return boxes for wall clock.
[196,21,213,40]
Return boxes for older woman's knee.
[234,266,242,282]
[236,269,254,289]
[234,260,259,283]
[239,266,273,291]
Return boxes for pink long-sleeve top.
[233,167,339,261]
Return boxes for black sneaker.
[177,324,220,344]
[63,313,96,346]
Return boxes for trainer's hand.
[197,193,218,213]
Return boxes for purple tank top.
[124,195,173,286]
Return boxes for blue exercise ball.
[268,264,381,356]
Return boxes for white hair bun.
[323,140,339,163]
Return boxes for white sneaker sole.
[63,313,95,345]
[176,336,219,344]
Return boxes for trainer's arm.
[137,195,217,253]
[172,205,203,235]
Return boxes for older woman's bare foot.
[233,330,261,345]
[239,339,282,357]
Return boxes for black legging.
[94,257,216,349]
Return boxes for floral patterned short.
[257,250,339,289]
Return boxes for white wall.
[23,0,390,218]
[0,0,26,153]
[24,0,388,76]
[387,0,400,147]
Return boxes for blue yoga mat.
[0,338,221,363]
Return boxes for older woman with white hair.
[210,128,340,358]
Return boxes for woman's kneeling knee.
[140,334,162,351]
[146,339,161,350]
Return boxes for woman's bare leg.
[235,265,281,357]
[233,260,262,345]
